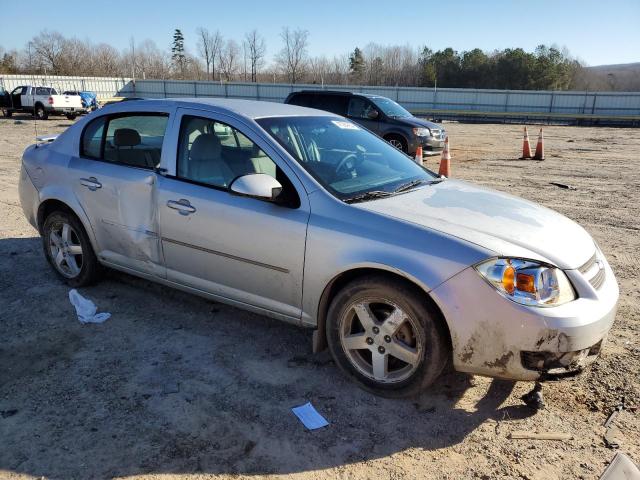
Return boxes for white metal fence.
[2,74,639,121]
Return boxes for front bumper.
[430,254,619,381]
[409,135,446,156]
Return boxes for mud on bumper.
[430,258,619,381]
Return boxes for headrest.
[190,134,222,161]
[114,128,141,147]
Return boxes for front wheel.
[326,275,449,398]
[3,108,11,118]
[42,211,102,287]
[385,135,408,153]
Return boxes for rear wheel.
[42,211,102,287]
[326,275,449,398]
[34,103,48,120]
[66,113,77,120]
[3,108,11,118]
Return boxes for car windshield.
[370,97,412,118]
[256,116,438,201]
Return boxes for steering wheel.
[335,152,365,177]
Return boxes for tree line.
[0,28,629,91]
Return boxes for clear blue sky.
[1,0,638,66]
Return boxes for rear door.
[312,94,348,116]
[156,107,310,320]
[68,111,172,276]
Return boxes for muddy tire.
[42,211,102,287]
[326,275,449,398]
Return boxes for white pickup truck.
[1,85,84,120]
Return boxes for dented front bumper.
[431,256,619,381]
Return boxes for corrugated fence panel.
[2,75,638,121]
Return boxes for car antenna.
[32,74,39,148]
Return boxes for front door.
[346,97,381,134]
[156,108,310,320]
[69,111,170,276]
[11,86,25,109]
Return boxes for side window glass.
[177,115,279,189]
[81,116,106,159]
[103,115,168,168]
[347,98,375,119]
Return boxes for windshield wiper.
[343,190,394,204]
[393,178,442,193]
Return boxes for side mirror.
[367,109,379,120]
[229,173,283,201]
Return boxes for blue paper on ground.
[291,402,329,430]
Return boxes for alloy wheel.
[339,299,423,384]
[388,138,403,150]
[48,222,84,278]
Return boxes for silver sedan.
[19,99,619,397]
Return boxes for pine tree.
[349,47,365,82]
[171,29,186,78]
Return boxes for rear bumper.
[18,163,39,231]
[430,255,619,381]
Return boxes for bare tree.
[219,39,240,81]
[244,29,266,82]
[31,30,66,74]
[275,27,309,83]
[196,28,223,80]
[94,43,120,76]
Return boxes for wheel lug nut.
[384,335,391,343]
[366,337,374,345]
[378,346,385,354]
[372,327,379,334]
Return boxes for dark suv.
[284,91,446,157]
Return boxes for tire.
[66,113,77,120]
[3,109,12,118]
[34,103,48,120]
[326,275,449,398]
[385,134,408,153]
[42,211,102,287]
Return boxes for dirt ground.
[0,115,638,480]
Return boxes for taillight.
[48,97,54,105]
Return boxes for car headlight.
[413,127,431,137]
[474,258,576,307]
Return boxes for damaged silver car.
[19,98,619,397]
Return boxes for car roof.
[291,90,382,99]
[107,97,340,120]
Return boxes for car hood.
[397,116,443,130]
[356,179,595,270]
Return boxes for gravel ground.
[0,115,638,480]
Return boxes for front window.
[370,97,412,118]
[256,116,438,202]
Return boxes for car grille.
[579,251,606,290]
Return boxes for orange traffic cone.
[414,145,423,164]
[520,126,532,159]
[533,128,544,160]
[438,137,451,177]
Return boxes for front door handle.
[167,199,196,215]
[80,177,102,191]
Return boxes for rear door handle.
[80,177,102,191]
[167,199,196,215]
